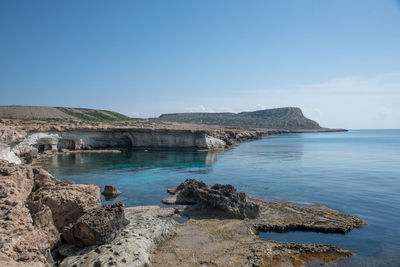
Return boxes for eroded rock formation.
[63,202,129,247]
[153,180,367,267]
[0,161,59,266]
[0,160,101,266]
[163,179,260,219]
[29,180,100,232]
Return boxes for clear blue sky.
[1,0,400,129]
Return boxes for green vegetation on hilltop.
[0,105,132,122]
[56,107,131,122]
[157,107,321,130]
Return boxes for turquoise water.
[44,130,400,266]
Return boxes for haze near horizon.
[1,0,400,129]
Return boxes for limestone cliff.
[1,119,278,164]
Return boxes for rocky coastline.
[0,119,345,165]
[0,119,361,267]
[0,160,366,267]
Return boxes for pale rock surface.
[0,143,21,164]
[0,126,26,144]
[30,180,101,231]
[59,206,177,267]
[0,161,59,266]
[0,160,103,266]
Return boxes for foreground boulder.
[102,184,122,201]
[63,202,129,247]
[30,180,101,232]
[163,179,260,219]
[0,160,103,266]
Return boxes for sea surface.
[43,130,400,266]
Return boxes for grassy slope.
[0,106,132,122]
[55,107,132,122]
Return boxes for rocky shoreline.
[0,119,346,165]
[0,119,361,267]
[0,119,279,164]
[0,160,366,267]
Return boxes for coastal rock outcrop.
[63,202,129,247]
[102,184,122,200]
[163,179,260,219]
[30,180,101,232]
[153,181,367,267]
[0,161,59,266]
[0,160,103,266]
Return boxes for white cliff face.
[205,135,226,149]
[0,144,22,164]
[11,130,226,159]
[126,131,225,149]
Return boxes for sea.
[43,130,400,267]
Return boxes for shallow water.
[43,130,400,266]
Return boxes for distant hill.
[0,106,131,122]
[157,107,321,130]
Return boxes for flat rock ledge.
[153,179,367,267]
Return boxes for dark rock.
[62,202,129,247]
[102,184,122,201]
[163,179,260,219]
[175,179,207,204]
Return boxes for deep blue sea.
[43,130,400,266]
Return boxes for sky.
[1,0,400,129]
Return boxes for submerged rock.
[62,202,129,247]
[102,184,122,201]
[163,179,260,219]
